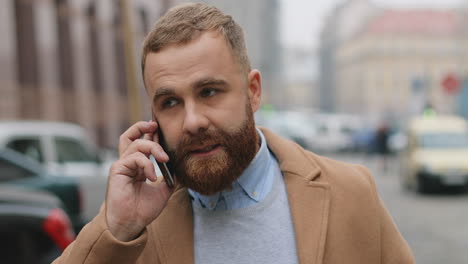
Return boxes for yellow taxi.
[400,115,468,193]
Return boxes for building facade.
[283,47,318,110]
[334,8,467,122]
[320,0,468,122]
[199,0,283,109]
[0,0,282,148]
[0,0,186,148]
[318,0,378,112]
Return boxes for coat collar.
[153,127,330,264]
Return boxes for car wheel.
[3,231,39,264]
[417,174,437,194]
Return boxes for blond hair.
[141,3,251,79]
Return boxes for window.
[0,159,34,182]
[86,2,103,94]
[54,137,99,163]
[113,1,128,96]
[6,138,44,163]
[139,8,149,34]
[418,133,468,149]
[55,0,75,92]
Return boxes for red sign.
[441,74,460,95]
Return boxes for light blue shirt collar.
[188,128,277,210]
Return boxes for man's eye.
[200,88,217,98]
[162,98,178,108]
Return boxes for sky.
[280,0,466,50]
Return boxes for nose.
[182,102,210,135]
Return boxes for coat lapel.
[262,128,331,264]
[152,186,194,264]
[284,173,331,264]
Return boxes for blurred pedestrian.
[53,3,414,264]
[375,123,390,173]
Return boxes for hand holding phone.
[106,120,173,242]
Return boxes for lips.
[191,144,220,154]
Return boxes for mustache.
[172,129,224,156]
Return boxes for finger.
[142,133,153,141]
[121,139,169,162]
[137,167,145,181]
[143,120,156,141]
[114,152,157,182]
[119,121,158,156]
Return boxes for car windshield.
[54,137,100,163]
[418,132,468,149]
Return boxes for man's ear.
[247,69,262,112]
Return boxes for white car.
[255,110,317,150]
[400,115,468,193]
[0,121,107,178]
[307,114,361,153]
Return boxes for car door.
[52,136,102,177]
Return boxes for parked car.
[0,121,106,178]
[400,115,468,193]
[255,110,317,150]
[308,113,361,153]
[0,186,75,264]
[0,148,85,231]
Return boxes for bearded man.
[53,3,414,264]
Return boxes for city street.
[331,153,468,264]
[80,153,468,263]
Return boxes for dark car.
[0,148,84,231]
[0,186,75,264]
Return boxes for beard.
[162,104,258,195]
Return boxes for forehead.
[144,31,242,92]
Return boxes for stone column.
[35,0,62,121]
[69,0,96,142]
[97,0,121,148]
[0,0,19,119]
[134,0,166,121]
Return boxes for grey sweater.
[192,170,299,264]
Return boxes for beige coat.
[53,128,415,264]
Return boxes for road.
[330,153,468,264]
[79,153,468,263]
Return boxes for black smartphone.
[157,159,175,188]
[151,115,175,188]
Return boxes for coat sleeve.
[377,195,415,264]
[358,166,415,264]
[52,205,149,264]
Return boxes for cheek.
[159,122,182,151]
[216,91,250,120]
[213,106,249,132]
[164,135,178,151]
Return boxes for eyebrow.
[152,77,228,104]
[193,77,228,88]
[153,87,175,104]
